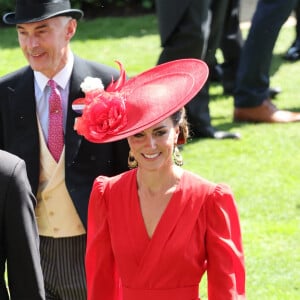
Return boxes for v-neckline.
[134,172,183,241]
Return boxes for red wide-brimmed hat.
[72,59,209,143]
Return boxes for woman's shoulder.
[94,169,136,192]
[182,170,215,190]
[182,170,234,203]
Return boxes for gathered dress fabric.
[86,169,246,300]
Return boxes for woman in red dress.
[73,59,246,300]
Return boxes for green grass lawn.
[1,14,299,299]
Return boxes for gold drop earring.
[128,150,138,169]
[173,146,183,166]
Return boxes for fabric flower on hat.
[73,61,128,143]
[80,76,104,94]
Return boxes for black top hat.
[3,0,83,25]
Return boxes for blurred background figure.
[155,0,240,139]
[284,1,300,61]
[209,0,281,99]
[208,0,243,95]
[233,0,300,123]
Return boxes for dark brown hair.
[170,108,189,145]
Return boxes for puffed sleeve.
[205,184,246,300]
[85,176,122,300]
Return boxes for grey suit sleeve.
[5,158,45,300]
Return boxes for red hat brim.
[76,59,209,143]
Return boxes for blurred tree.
[0,0,155,25]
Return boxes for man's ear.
[66,18,77,40]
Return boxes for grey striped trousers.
[39,235,87,300]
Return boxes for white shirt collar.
[34,51,74,91]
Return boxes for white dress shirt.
[34,52,74,141]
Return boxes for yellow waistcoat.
[35,119,86,237]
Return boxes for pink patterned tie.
[48,79,64,162]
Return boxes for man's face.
[16,16,76,78]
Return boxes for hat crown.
[15,0,70,5]
[15,0,70,19]
[3,0,83,24]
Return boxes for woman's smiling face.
[127,117,179,171]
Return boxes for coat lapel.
[7,67,40,193]
[65,56,85,166]
[11,68,38,143]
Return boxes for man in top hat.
[0,0,129,299]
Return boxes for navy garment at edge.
[234,0,297,108]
